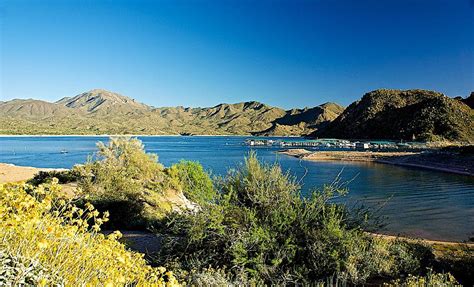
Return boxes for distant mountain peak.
[57,89,150,113]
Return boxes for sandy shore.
[0,163,65,183]
[279,149,474,176]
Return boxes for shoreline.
[2,162,472,245]
[368,232,474,247]
[278,149,474,176]
[0,163,66,183]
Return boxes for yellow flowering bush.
[385,270,460,286]
[0,181,180,286]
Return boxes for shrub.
[28,169,81,185]
[75,137,174,229]
[156,152,432,285]
[388,240,435,276]
[76,137,166,201]
[0,181,179,286]
[385,270,460,286]
[166,160,216,205]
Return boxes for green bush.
[388,240,435,276]
[74,137,172,229]
[28,169,81,185]
[166,160,216,205]
[76,137,166,200]
[156,152,433,285]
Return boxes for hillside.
[0,99,84,119]
[0,89,343,135]
[313,89,474,142]
[56,89,151,113]
[253,103,344,136]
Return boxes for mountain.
[253,103,344,136]
[313,89,474,142]
[0,99,83,119]
[0,89,344,135]
[56,89,151,113]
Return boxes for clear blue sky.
[0,0,472,108]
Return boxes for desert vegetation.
[2,137,471,286]
[0,181,178,286]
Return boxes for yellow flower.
[117,275,126,283]
[37,239,48,249]
[38,278,48,286]
[85,202,94,211]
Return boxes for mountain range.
[1,88,472,142]
[0,89,343,136]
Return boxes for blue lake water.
[1,136,473,241]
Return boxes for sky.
[0,0,473,108]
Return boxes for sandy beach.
[0,163,67,183]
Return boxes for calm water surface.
[1,136,473,241]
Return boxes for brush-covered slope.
[313,89,474,142]
[254,103,344,136]
[0,89,341,135]
[149,101,288,135]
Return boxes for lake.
[1,136,473,241]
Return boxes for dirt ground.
[0,163,66,183]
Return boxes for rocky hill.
[313,89,474,142]
[0,89,343,135]
[253,103,344,136]
[56,89,151,113]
